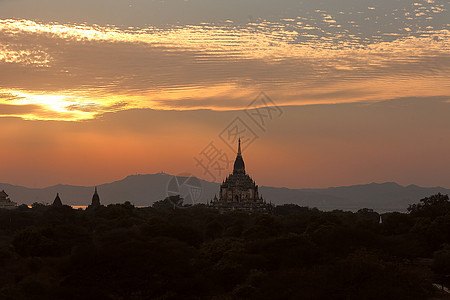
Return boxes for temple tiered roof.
[210,139,271,213]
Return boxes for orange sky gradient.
[1,98,450,189]
[0,0,449,189]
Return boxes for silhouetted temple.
[0,190,17,209]
[87,187,101,210]
[52,193,63,207]
[210,139,272,213]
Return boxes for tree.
[357,208,380,224]
[152,195,183,210]
[408,193,450,219]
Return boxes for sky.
[0,0,449,189]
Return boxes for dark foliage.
[0,195,448,299]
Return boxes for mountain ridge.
[1,173,449,212]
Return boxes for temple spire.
[237,137,242,156]
[88,187,101,210]
[233,138,245,174]
[52,193,63,207]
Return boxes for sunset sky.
[0,0,449,189]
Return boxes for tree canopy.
[0,194,448,299]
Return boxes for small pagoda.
[87,187,102,210]
[52,193,63,207]
[0,190,18,209]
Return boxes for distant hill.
[1,173,449,212]
[261,182,450,212]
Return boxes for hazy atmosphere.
[0,0,449,188]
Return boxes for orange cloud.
[0,19,448,121]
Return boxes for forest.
[0,193,449,299]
